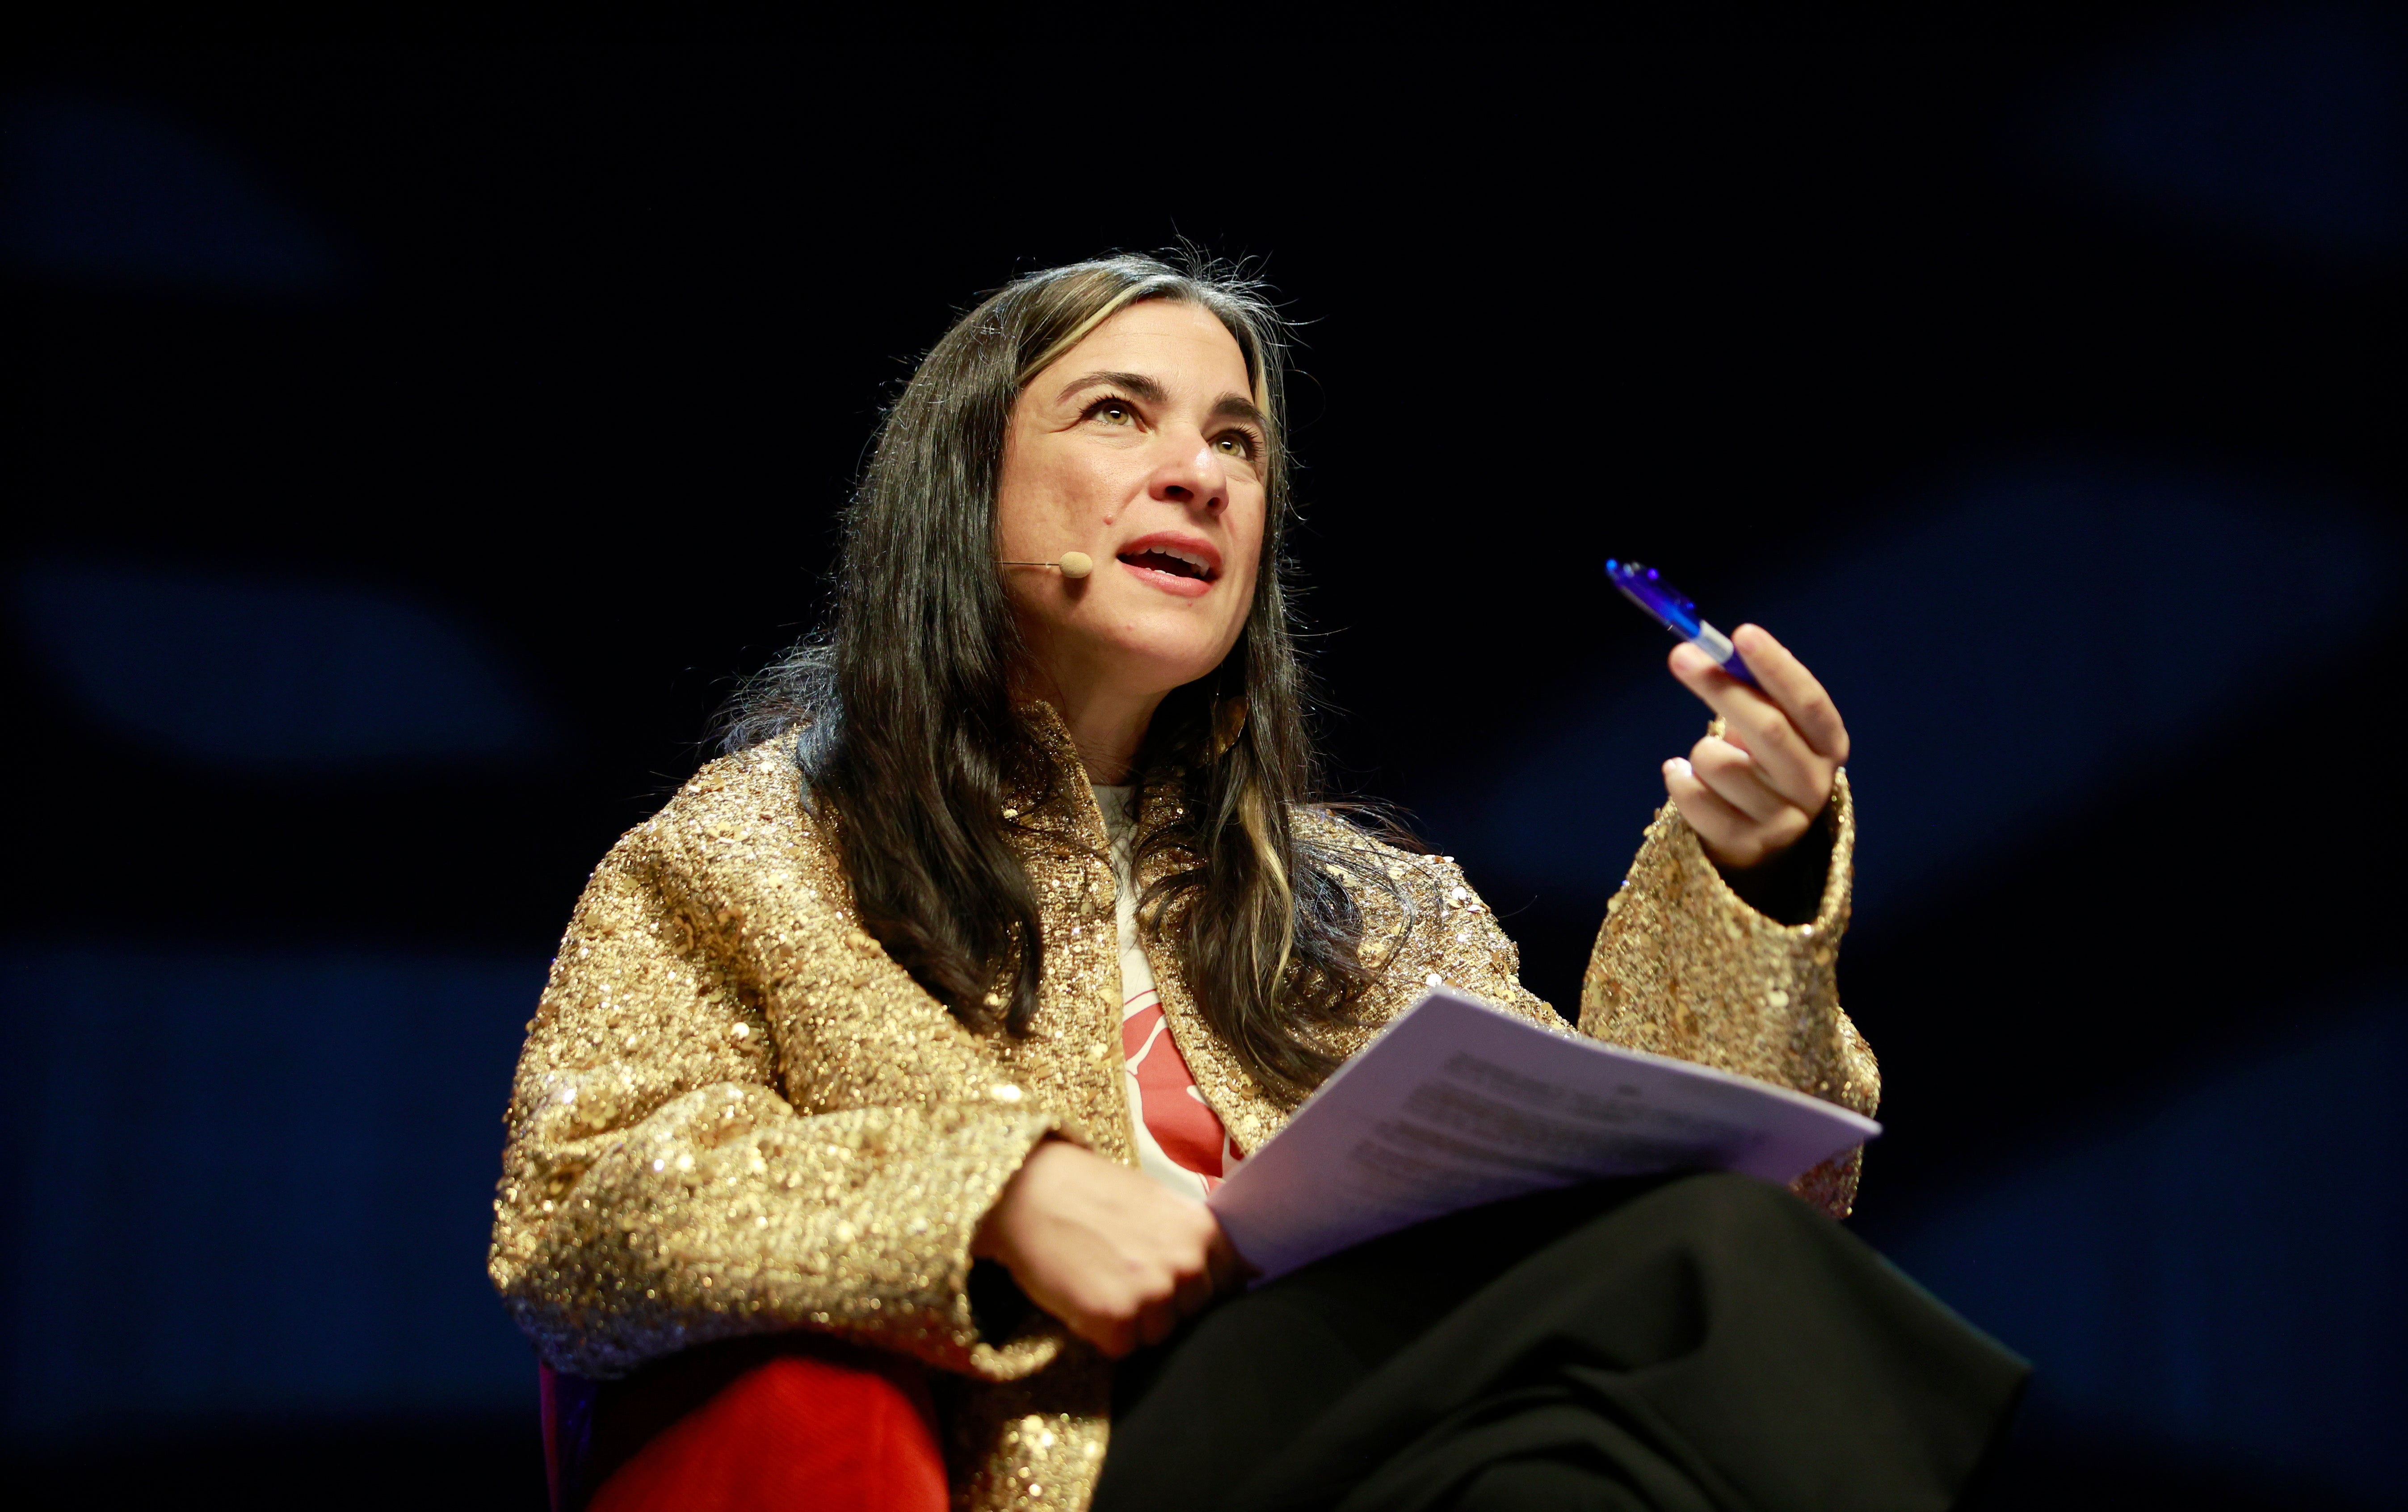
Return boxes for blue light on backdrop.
[3,557,559,1444]
[1424,457,2397,935]
[1887,992,2408,1504]
[2036,4,2405,260]
[13,559,553,773]
[0,92,345,294]
[0,946,543,1439]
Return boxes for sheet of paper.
[1207,988,1881,1280]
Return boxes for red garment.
[1121,999,1232,1184]
[544,1336,947,1512]
[1099,783,1241,1196]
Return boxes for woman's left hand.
[1662,624,1850,871]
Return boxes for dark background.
[3,12,2402,1508]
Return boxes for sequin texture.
[490,706,1873,1510]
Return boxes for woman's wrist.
[973,1134,1069,1261]
[1713,806,1834,925]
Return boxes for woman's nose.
[1151,441,1229,514]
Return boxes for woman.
[491,254,2022,1511]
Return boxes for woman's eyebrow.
[1056,370,1168,405]
[1054,371,1266,433]
[1212,395,1269,432]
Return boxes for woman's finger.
[1729,625,1849,764]
[1717,707,1831,816]
[1667,640,1771,726]
[1664,757,1764,866]
[1206,1225,1253,1294]
[1173,1260,1216,1319]
[1689,736,1789,824]
[1138,1292,1181,1348]
[1668,643,1833,815]
[1087,1314,1135,1360]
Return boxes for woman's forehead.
[1044,299,1251,394]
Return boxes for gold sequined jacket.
[489,705,1874,1511]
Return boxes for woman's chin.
[1079,634,1240,698]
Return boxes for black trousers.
[1094,1173,2027,1512]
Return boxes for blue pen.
[1604,559,1760,688]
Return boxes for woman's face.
[996,298,1268,707]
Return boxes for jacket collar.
[1007,700,1286,1150]
[1005,700,1110,855]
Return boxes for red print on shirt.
[1121,999,1231,1182]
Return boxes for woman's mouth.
[1119,546,1215,581]
[1115,535,1221,598]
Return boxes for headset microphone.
[998,551,1094,579]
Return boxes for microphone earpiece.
[999,551,1094,579]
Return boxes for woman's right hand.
[971,1138,1245,1357]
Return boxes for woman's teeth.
[1121,547,1212,580]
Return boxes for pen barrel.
[1693,622,1761,688]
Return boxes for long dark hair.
[721,252,1391,1104]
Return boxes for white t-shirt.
[1093,785,1242,1199]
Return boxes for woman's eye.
[1090,400,1134,426]
[1214,433,1259,459]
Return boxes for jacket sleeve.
[487,825,1062,1382]
[1313,769,1874,1218]
[1577,770,1876,1217]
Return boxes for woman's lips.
[1114,533,1221,599]
[1118,554,1215,598]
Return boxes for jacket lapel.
[1127,778,1289,1160]
[1000,708,1139,1165]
